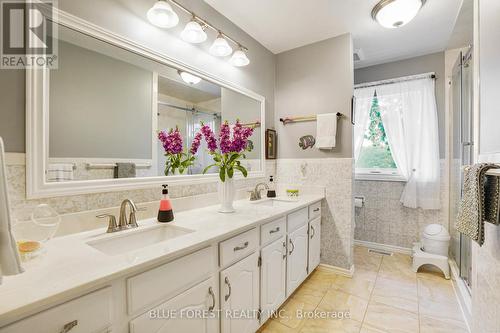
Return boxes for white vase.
[218,177,235,213]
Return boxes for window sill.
[355,172,407,182]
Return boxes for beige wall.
[276,33,354,158]
[354,52,446,157]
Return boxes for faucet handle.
[96,214,119,233]
[128,206,146,228]
[247,190,258,201]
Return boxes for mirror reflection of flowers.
[158,127,200,175]
[201,120,254,182]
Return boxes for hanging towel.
[114,163,136,178]
[316,113,337,149]
[46,163,74,182]
[456,163,500,246]
[484,171,500,225]
[0,137,24,284]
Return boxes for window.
[355,92,403,181]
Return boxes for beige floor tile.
[300,317,362,333]
[363,301,419,333]
[317,289,369,323]
[418,297,465,323]
[331,268,377,300]
[378,254,417,283]
[419,314,469,333]
[360,324,389,333]
[276,297,315,329]
[354,247,384,272]
[302,272,335,292]
[258,319,301,333]
[417,277,456,305]
[291,283,326,307]
[370,276,418,313]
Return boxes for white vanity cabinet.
[220,252,260,333]
[286,223,309,296]
[129,277,218,333]
[260,236,287,322]
[308,217,321,272]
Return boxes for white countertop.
[0,195,323,326]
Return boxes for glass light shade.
[373,0,423,29]
[179,71,202,85]
[230,49,250,67]
[209,36,233,57]
[181,20,207,44]
[147,0,179,28]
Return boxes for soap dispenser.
[267,176,276,198]
[158,184,174,223]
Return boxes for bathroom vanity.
[0,196,323,333]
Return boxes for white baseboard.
[449,259,472,332]
[318,263,355,277]
[354,239,412,255]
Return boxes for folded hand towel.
[47,163,74,182]
[0,137,23,284]
[456,163,500,246]
[114,163,136,178]
[316,113,337,149]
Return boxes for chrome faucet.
[248,182,269,201]
[97,199,142,233]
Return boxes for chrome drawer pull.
[224,277,232,301]
[208,287,216,311]
[234,241,249,251]
[269,227,280,234]
[289,239,295,255]
[60,320,78,333]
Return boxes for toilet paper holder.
[354,196,365,208]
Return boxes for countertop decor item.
[158,126,200,175]
[286,189,300,198]
[201,120,254,213]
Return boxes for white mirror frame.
[26,8,265,199]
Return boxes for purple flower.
[230,120,254,153]
[158,128,183,155]
[190,132,202,155]
[219,121,232,154]
[200,124,218,153]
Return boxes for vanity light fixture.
[210,33,233,57]
[372,0,426,29]
[181,17,207,44]
[178,70,202,85]
[147,0,179,28]
[230,47,250,67]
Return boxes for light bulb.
[181,20,207,44]
[372,0,423,29]
[178,71,202,85]
[147,0,179,29]
[230,49,250,67]
[209,34,233,57]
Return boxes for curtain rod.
[158,101,221,117]
[354,72,436,90]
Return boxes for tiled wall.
[276,158,354,270]
[6,156,276,222]
[354,160,449,249]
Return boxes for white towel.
[0,137,23,284]
[316,113,337,149]
[47,163,74,182]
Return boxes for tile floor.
[258,245,469,333]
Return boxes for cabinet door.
[308,217,321,272]
[260,236,287,322]
[129,278,218,333]
[287,224,309,296]
[220,252,260,333]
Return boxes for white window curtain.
[353,86,376,161]
[376,78,440,210]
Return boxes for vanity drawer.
[287,207,308,233]
[219,228,258,268]
[261,217,286,246]
[0,287,112,333]
[127,247,213,315]
[309,201,321,220]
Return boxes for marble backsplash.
[276,158,354,270]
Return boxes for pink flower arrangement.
[200,120,254,182]
[158,127,199,175]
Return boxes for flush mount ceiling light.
[147,0,179,28]
[181,18,207,44]
[178,70,202,85]
[230,47,250,67]
[210,33,233,57]
[372,0,426,29]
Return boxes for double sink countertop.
[0,194,324,326]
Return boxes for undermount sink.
[251,198,297,207]
[87,224,194,255]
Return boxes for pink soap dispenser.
[158,184,174,223]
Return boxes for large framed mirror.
[26,11,265,199]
